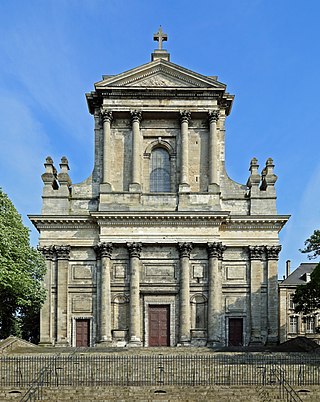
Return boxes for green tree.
[0,188,46,342]
[293,230,320,315]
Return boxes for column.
[95,242,113,345]
[130,110,142,192]
[179,110,191,192]
[248,245,264,344]
[207,242,225,347]
[266,245,281,344]
[101,109,113,191]
[208,110,220,192]
[178,242,192,344]
[55,245,70,346]
[127,242,142,346]
[38,246,55,345]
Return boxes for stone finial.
[246,157,261,188]
[57,156,72,188]
[260,158,277,190]
[41,156,59,189]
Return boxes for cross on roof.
[154,26,167,50]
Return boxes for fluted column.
[179,111,191,192]
[38,246,55,345]
[127,242,142,346]
[208,110,220,192]
[55,245,70,346]
[178,242,192,344]
[130,110,142,192]
[95,242,113,345]
[101,109,113,191]
[248,246,264,344]
[266,245,281,344]
[207,242,225,347]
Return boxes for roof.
[280,262,319,286]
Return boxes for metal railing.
[272,366,303,402]
[0,353,319,390]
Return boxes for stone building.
[29,29,289,348]
[279,262,320,344]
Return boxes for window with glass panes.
[150,148,170,192]
[289,316,298,333]
[305,316,315,334]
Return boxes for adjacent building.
[29,29,289,348]
[279,262,320,344]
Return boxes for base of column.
[266,335,278,345]
[98,339,113,347]
[129,183,141,192]
[207,340,222,348]
[55,340,69,347]
[100,183,113,193]
[178,183,190,193]
[127,337,142,347]
[208,183,220,193]
[38,341,53,347]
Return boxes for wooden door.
[228,318,243,346]
[149,305,170,346]
[76,319,90,347]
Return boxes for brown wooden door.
[149,305,170,346]
[228,318,243,346]
[76,319,90,347]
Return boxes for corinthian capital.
[178,242,193,258]
[207,242,226,259]
[265,245,281,260]
[208,110,220,123]
[127,242,142,258]
[248,245,264,260]
[38,245,55,260]
[94,242,113,259]
[130,110,142,124]
[179,110,191,123]
[54,245,71,260]
[100,109,113,123]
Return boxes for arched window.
[191,294,207,329]
[150,148,170,192]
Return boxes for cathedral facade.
[30,30,289,348]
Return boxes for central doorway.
[148,305,170,346]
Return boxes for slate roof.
[280,262,319,286]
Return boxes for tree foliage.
[293,229,320,315]
[0,188,46,342]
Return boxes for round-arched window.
[150,148,170,192]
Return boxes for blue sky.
[0,0,319,277]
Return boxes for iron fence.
[0,353,320,388]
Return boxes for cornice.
[222,215,290,231]
[91,212,230,227]
[28,215,97,230]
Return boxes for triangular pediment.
[95,59,226,90]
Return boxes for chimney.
[286,260,291,278]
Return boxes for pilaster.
[130,111,142,192]
[266,245,281,344]
[178,242,193,344]
[127,242,142,346]
[208,110,220,193]
[248,245,264,345]
[179,111,191,192]
[95,242,113,345]
[101,109,113,192]
[55,245,70,346]
[207,242,226,347]
[38,246,55,346]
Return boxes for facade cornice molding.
[28,215,97,231]
[222,215,290,232]
[92,212,229,227]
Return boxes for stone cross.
[154,26,167,50]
